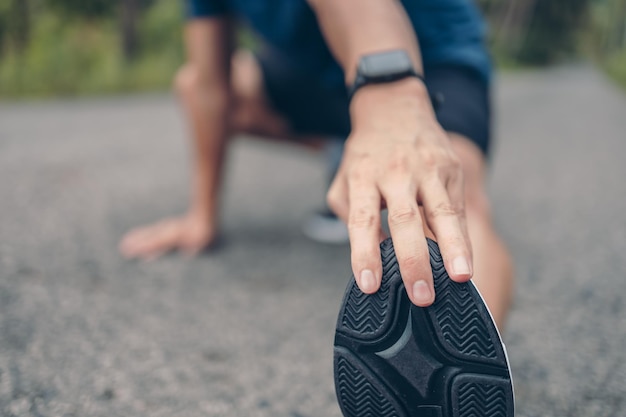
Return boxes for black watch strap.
[348,70,425,102]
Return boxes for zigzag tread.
[426,240,499,361]
[336,356,401,417]
[341,283,391,335]
[455,381,508,417]
[339,239,399,337]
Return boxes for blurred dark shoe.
[301,209,349,245]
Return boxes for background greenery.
[0,0,183,97]
[0,0,625,98]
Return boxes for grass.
[0,0,183,99]
[603,51,626,89]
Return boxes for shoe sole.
[334,238,514,417]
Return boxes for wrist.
[350,77,436,129]
[188,202,216,225]
[352,76,429,108]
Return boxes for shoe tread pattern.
[427,240,501,363]
[454,378,509,417]
[335,355,404,417]
[334,238,513,417]
[338,240,398,338]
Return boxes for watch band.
[347,69,425,102]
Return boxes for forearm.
[308,0,434,130]
[309,0,423,84]
[182,84,231,220]
[180,19,233,220]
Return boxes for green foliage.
[480,0,591,66]
[479,0,626,88]
[46,0,119,19]
[1,0,625,97]
[605,50,626,88]
[0,0,183,98]
[516,0,589,65]
[587,0,626,88]
[45,0,156,19]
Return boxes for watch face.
[358,50,413,80]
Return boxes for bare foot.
[119,214,216,260]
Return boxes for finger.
[142,249,168,262]
[119,228,156,258]
[420,177,472,283]
[326,172,349,223]
[120,221,178,260]
[383,185,433,307]
[347,180,382,294]
[447,170,473,266]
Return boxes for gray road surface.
[1,66,625,417]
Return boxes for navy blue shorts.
[257,49,492,156]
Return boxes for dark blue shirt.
[186,0,491,89]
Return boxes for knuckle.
[326,196,338,213]
[326,184,338,202]
[348,208,377,230]
[419,148,438,169]
[448,155,462,172]
[346,165,364,182]
[419,147,460,173]
[347,161,376,184]
[326,198,340,216]
[387,152,410,174]
[388,205,420,226]
[427,202,460,219]
[400,252,427,272]
[326,187,342,213]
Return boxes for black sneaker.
[334,238,514,417]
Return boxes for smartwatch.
[347,49,425,101]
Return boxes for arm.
[309,0,473,306]
[119,18,233,259]
[181,19,233,229]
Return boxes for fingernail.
[412,280,432,304]
[359,269,376,293]
[452,256,471,276]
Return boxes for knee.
[231,50,263,103]
[173,63,231,115]
[464,186,492,223]
[173,64,199,96]
[230,52,267,133]
[448,134,492,222]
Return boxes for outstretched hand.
[119,213,216,260]
[327,78,473,307]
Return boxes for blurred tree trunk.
[497,0,538,53]
[612,0,626,51]
[10,0,30,53]
[120,0,139,62]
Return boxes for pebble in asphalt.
[0,66,625,417]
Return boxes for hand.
[327,78,473,306]
[119,212,216,260]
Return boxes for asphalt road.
[1,65,625,417]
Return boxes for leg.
[231,50,350,244]
[448,133,514,330]
[230,50,291,139]
[229,50,329,149]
